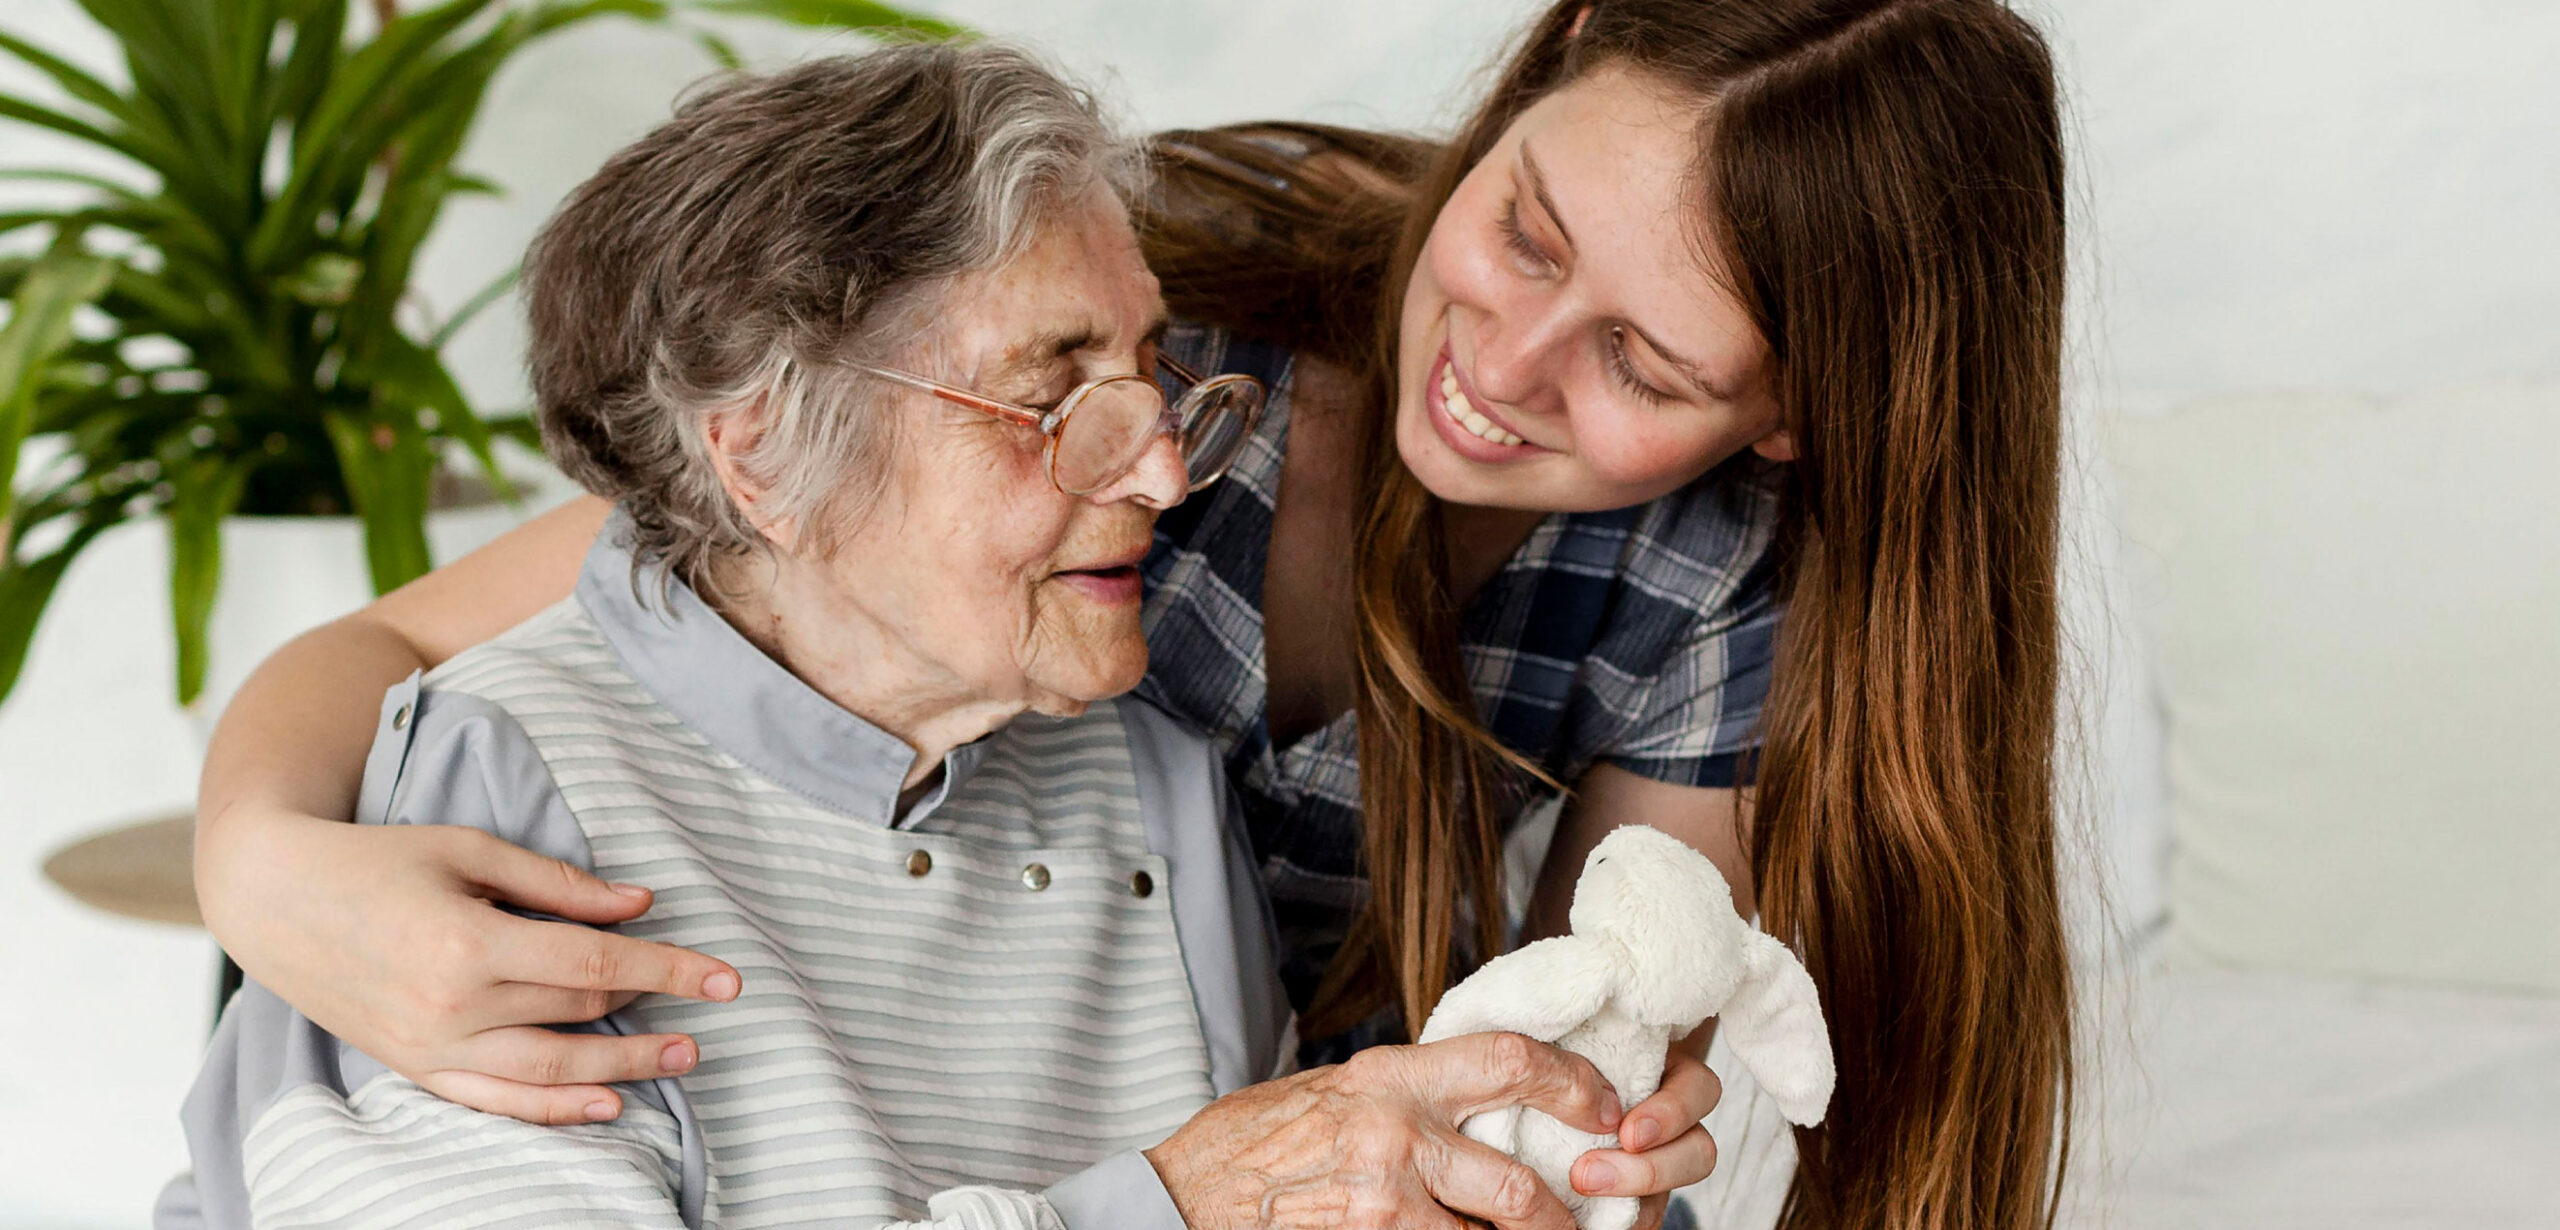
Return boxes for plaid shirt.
[1140,327,1785,1052]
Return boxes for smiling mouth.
[1430,346,1546,455]
[1056,563,1139,583]
[1438,363,1525,446]
[1051,560,1144,606]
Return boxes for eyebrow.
[986,314,1172,391]
[1522,140,1738,402]
[1519,142,1576,252]
[1626,321,1741,402]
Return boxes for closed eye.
[1607,327,1671,406]
[1498,197,1553,273]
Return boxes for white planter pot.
[184,488,554,744]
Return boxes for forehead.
[1502,67,1764,380]
[932,186,1163,381]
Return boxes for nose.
[1466,295,1577,411]
[1087,429,1187,511]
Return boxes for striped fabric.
[242,601,1214,1227]
[243,1078,687,1228]
[1141,326,1787,1053]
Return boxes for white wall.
[2,0,2555,1223]
[2048,0,2560,954]
[2057,0,2560,398]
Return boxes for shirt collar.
[576,509,986,828]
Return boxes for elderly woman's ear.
[702,397,799,550]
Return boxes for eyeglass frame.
[848,353,1265,497]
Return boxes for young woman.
[192,1,2073,1226]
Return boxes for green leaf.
[444,172,504,198]
[0,90,141,161]
[251,0,508,271]
[75,0,229,154]
[0,514,109,709]
[65,0,236,191]
[265,0,346,136]
[677,0,967,39]
[164,453,249,703]
[683,22,748,70]
[429,268,516,349]
[208,0,284,155]
[0,171,236,273]
[323,409,434,594]
[0,28,143,126]
[0,166,150,196]
[481,412,544,453]
[362,331,514,504]
[341,27,518,346]
[1,238,117,515]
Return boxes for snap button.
[391,703,412,731]
[1020,863,1051,892]
[905,850,932,877]
[1130,870,1154,899]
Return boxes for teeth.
[1439,366,1524,447]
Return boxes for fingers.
[1426,1033,1624,1136]
[446,828,657,925]
[1416,1128,1578,1230]
[487,979,644,1026]
[1633,1193,1671,1230]
[1619,1050,1722,1153]
[461,1023,700,1087]
[414,1067,628,1126]
[1573,1124,1719,1198]
[491,915,742,1003]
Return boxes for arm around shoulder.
[166,671,693,1230]
[193,495,609,926]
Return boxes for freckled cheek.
[1570,410,1732,494]
[924,486,1073,620]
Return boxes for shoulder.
[424,595,616,702]
[1620,458,1785,609]
[1111,695,1225,784]
[353,598,597,869]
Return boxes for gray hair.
[523,42,1143,591]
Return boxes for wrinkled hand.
[1144,1031,1627,1230]
[196,809,741,1124]
[1569,1046,1726,1229]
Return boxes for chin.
[1029,645,1149,710]
[1393,395,1524,508]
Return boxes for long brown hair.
[1137,2,2073,1226]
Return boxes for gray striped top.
[160,516,1291,1229]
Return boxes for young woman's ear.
[703,399,797,549]
[1750,429,1799,463]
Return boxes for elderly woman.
[165,45,1316,1230]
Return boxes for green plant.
[0,0,958,708]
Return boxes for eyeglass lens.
[1175,381,1256,491]
[1052,378,1165,495]
[1053,376,1257,495]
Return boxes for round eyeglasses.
[852,354,1265,497]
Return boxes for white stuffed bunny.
[1417,824,1835,1230]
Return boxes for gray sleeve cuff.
[1041,1149,1187,1230]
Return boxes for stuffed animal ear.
[1417,935,1618,1046]
[1721,930,1836,1128]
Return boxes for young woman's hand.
[1143,1031,1629,1230]
[1570,1046,1726,1229]
[195,804,741,1125]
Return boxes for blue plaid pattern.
[1140,327,1785,1045]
